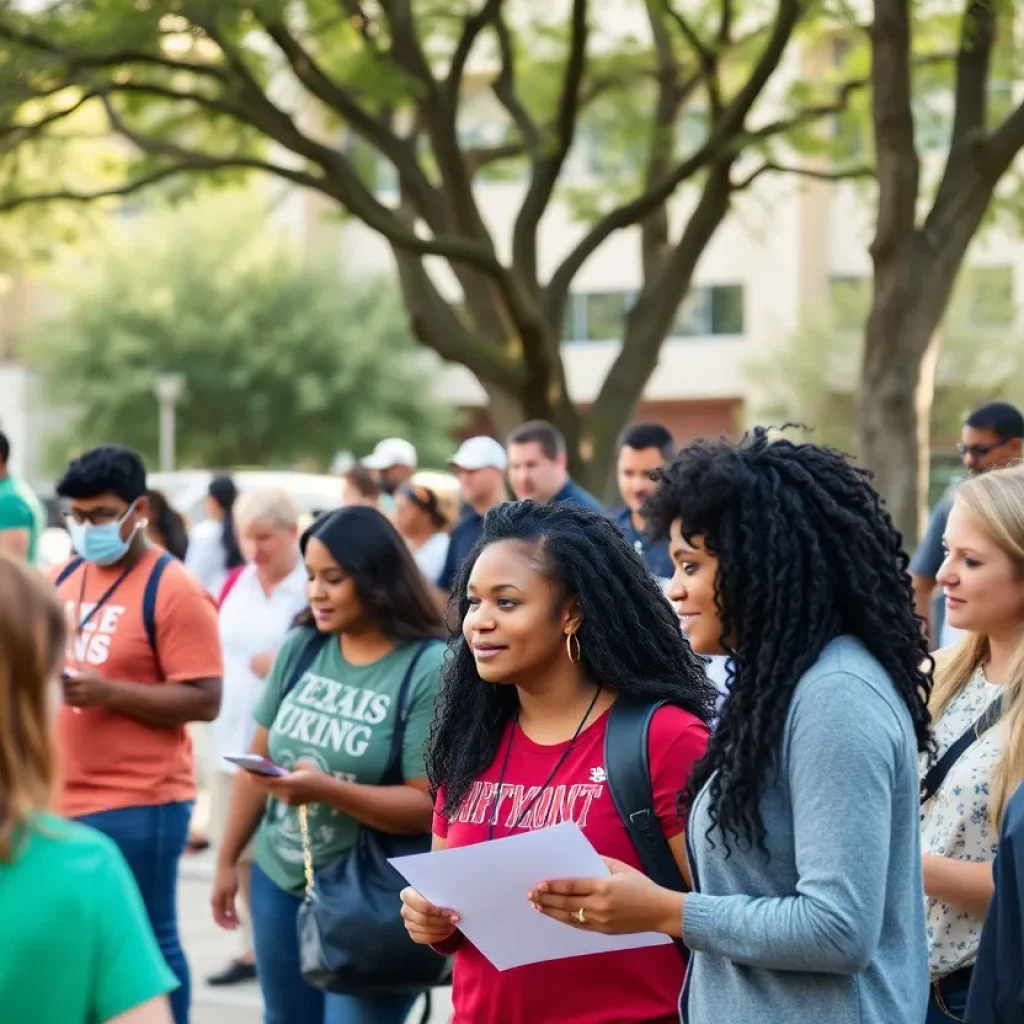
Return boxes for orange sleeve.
[153,564,224,683]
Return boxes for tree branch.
[464,140,525,173]
[584,160,735,471]
[0,164,228,215]
[545,0,804,319]
[492,8,542,154]
[868,0,920,262]
[948,1,995,149]
[255,16,442,231]
[0,21,228,83]
[511,0,588,289]
[925,2,998,223]
[392,247,525,393]
[734,160,876,189]
[661,0,721,116]
[447,0,504,95]
[380,0,439,94]
[987,99,1024,177]
[0,89,99,145]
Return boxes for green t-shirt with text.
[0,475,41,563]
[0,814,177,1023]
[253,629,445,894]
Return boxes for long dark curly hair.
[644,428,933,853]
[428,500,717,818]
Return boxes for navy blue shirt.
[965,782,1024,1024]
[437,508,484,591]
[552,478,603,513]
[611,507,674,581]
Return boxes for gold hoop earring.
[566,632,581,664]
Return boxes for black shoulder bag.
[921,694,1004,805]
[290,635,453,1006]
[604,698,689,956]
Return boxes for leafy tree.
[0,0,880,493]
[856,0,1024,541]
[31,195,458,470]
[745,282,1024,489]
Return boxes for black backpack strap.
[55,557,85,586]
[142,552,173,656]
[604,697,688,894]
[282,628,331,699]
[921,695,1004,805]
[381,640,440,784]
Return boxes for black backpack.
[604,698,690,894]
[55,553,172,665]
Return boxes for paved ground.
[180,851,453,1024]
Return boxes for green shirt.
[0,475,41,563]
[252,629,445,894]
[0,813,177,1023]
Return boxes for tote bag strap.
[298,638,441,894]
[380,640,441,785]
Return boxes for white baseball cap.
[448,436,508,472]
[361,438,418,471]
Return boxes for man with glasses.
[51,445,223,1024]
[910,401,1024,647]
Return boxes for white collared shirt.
[210,560,308,772]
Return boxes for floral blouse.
[920,666,1004,979]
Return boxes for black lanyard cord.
[487,685,603,840]
[75,561,139,639]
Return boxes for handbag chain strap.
[292,640,432,902]
[299,804,315,898]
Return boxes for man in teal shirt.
[0,430,45,563]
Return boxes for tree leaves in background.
[30,193,459,471]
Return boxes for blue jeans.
[250,862,422,1024]
[925,967,972,1022]
[77,801,192,1024]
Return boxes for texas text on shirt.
[53,547,224,817]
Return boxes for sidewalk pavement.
[179,850,453,1024]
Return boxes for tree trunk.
[857,231,976,548]
[857,291,939,549]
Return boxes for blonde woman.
[0,553,176,1023]
[206,488,307,988]
[922,464,1024,1022]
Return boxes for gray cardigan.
[681,636,929,1024]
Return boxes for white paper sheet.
[389,821,672,971]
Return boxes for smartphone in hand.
[224,755,288,777]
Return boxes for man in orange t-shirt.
[52,445,223,1024]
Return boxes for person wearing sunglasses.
[910,402,1023,648]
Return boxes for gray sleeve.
[682,672,900,974]
[909,498,952,579]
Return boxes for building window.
[563,292,634,342]
[671,285,745,337]
[563,286,744,342]
[964,266,1014,328]
[828,276,872,331]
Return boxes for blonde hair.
[0,554,66,861]
[930,465,1024,828]
[234,487,301,532]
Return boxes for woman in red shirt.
[401,500,715,1023]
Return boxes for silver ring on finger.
[574,906,586,924]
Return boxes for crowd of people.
[1,404,1024,1024]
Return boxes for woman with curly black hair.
[399,500,715,1024]
[531,430,933,1024]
